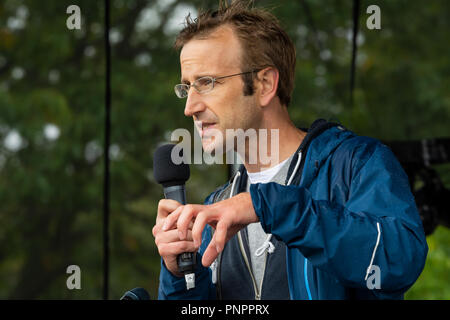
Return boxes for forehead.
[180,26,242,80]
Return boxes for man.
[152,1,428,299]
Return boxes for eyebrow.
[180,73,219,84]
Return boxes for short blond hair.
[175,0,296,107]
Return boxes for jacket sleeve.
[157,249,215,300]
[157,192,217,300]
[250,142,428,295]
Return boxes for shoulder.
[332,133,402,182]
[334,132,389,164]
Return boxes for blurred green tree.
[0,0,105,299]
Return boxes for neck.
[238,105,305,173]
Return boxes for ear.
[255,67,279,107]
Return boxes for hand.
[152,199,196,277]
[162,192,258,267]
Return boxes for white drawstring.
[210,258,218,284]
[230,171,241,198]
[255,234,275,256]
[254,151,303,257]
[287,151,302,186]
[365,222,381,281]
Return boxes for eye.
[196,77,213,89]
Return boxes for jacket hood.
[291,119,354,188]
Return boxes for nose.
[184,88,206,117]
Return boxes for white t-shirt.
[247,156,291,184]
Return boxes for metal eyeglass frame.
[174,70,259,99]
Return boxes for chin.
[202,137,226,156]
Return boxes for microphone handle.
[163,185,197,277]
[163,185,186,204]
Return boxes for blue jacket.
[158,120,428,300]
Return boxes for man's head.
[175,0,296,154]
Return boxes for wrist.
[162,259,184,278]
[237,192,258,224]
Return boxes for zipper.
[258,252,268,299]
[237,230,267,300]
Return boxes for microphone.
[153,144,197,290]
[120,287,150,300]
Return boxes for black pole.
[103,0,111,300]
[350,0,360,107]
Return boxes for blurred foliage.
[0,0,105,299]
[0,0,448,299]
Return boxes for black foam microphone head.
[153,144,190,187]
[120,287,150,300]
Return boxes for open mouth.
[200,122,217,137]
[202,122,216,129]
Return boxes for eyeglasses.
[174,70,258,99]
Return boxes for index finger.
[202,237,220,267]
[156,199,183,225]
